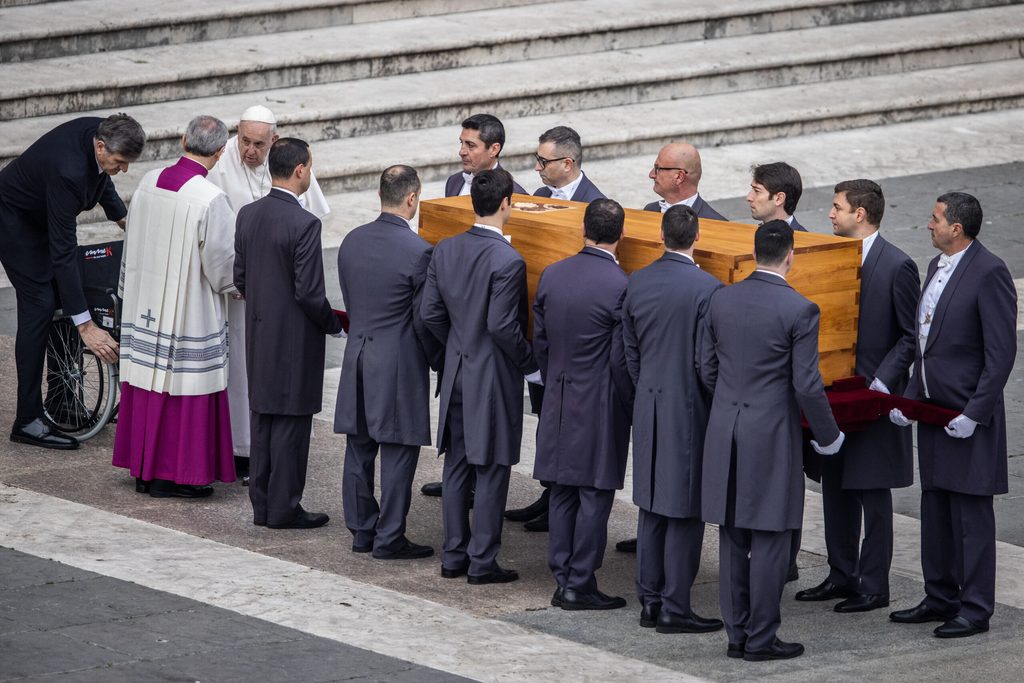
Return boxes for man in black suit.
[335,165,441,559]
[532,126,605,203]
[796,180,919,612]
[421,168,539,584]
[746,162,808,232]
[532,199,632,611]
[442,113,527,198]
[642,142,726,220]
[0,114,145,449]
[699,221,843,661]
[234,138,342,530]
[622,206,724,633]
[889,192,1016,638]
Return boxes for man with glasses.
[532,126,605,203]
[643,142,727,220]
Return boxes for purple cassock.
[112,157,235,486]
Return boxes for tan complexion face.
[458,128,500,175]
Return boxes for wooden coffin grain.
[419,194,860,385]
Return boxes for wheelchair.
[41,240,122,441]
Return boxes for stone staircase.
[1,0,1022,225]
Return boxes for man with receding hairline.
[532,126,605,203]
[234,138,342,530]
[643,142,726,220]
[335,164,442,560]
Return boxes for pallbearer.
[532,199,633,611]
[622,206,723,632]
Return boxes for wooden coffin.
[419,194,861,386]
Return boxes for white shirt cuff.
[70,311,92,326]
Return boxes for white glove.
[944,414,978,439]
[331,330,347,339]
[811,431,845,455]
[869,377,890,394]
[889,408,912,427]
[525,370,543,386]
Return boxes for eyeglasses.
[535,154,573,168]
[652,165,688,174]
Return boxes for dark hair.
[183,115,228,157]
[584,199,624,244]
[661,205,699,250]
[462,113,506,153]
[268,138,311,179]
[538,125,583,166]
[96,113,146,160]
[754,219,794,266]
[752,162,802,215]
[379,164,420,206]
[834,179,884,226]
[470,168,513,217]
[937,191,983,238]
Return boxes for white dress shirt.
[546,172,585,201]
[755,268,787,282]
[658,192,698,214]
[917,241,972,397]
[460,162,500,196]
[860,230,879,265]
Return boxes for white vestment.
[207,136,331,456]
[119,170,236,396]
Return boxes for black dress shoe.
[615,538,637,553]
[639,602,661,628]
[743,638,804,661]
[523,511,549,532]
[421,481,443,497]
[505,489,550,522]
[889,603,956,624]
[135,477,150,493]
[149,479,214,498]
[560,588,627,611]
[787,563,800,583]
[372,540,434,560]
[233,455,250,478]
[468,565,519,585]
[934,616,989,638]
[655,610,724,634]
[794,579,855,602]
[441,563,469,579]
[352,542,373,553]
[253,519,267,527]
[267,510,329,529]
[835,593,890,613]
[10,418,79,450]
[727,643,745,659]
[551,586,565,607]
[242,475,250,487]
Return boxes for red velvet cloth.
[802,376,960,431]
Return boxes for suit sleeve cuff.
[70,310,92,326]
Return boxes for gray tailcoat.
[699,271,840,531]
[623,252,723,518]
[532,248,632,490]
[642,195,727,221]
[421,226,538,466]
[906,240,1016,496]
[234,189,342,415]
[838,235,919,489]
[334,213,443,445]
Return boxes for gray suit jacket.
[532,247,632,490]
[642,195,727,221]
[234,189,342,415]
[699,271,840,531]
[334,213,443,445]
[906,240,1016,496]
[421,225,538,466]
[533,174,606,203]
[623,252,723,518]
[837,235,919,489]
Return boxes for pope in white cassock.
[206,105,331,473]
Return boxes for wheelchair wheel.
[41,318,118,441]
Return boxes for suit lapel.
[924,241,979,352]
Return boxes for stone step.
[0,0,551,62]
[74,59,1023,225]
[3,4,1021,166]
[2,0,1016,120]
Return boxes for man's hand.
[869,377,890,394]
[945,414,978,439]
[889,408,912,427]
[811,431,845,455]
[78,320,119,364]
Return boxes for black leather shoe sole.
[934,617,989,638]
[149,484,214,499]
[890,605,956,624]
[10,433,79,450]
[615,538,637,553]
[835,595,890,613]
[656,618,724,634]
[468,570,519,585]
[372,546,434,560]
[420,482,443,497]
[743,643,804,661]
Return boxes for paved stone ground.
[2,158,1023,680]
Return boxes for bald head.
[649,142,703,203]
